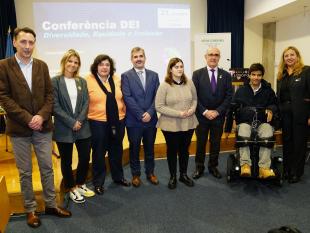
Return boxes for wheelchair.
[226,106,284,186]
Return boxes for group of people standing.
[0,27,309,228]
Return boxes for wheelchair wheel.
[272,156,284,187]
[227,153,236,183]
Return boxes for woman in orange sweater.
[86,54,130,195]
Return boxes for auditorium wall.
[275,10,310,71]
[14,0,206,71]
[15,0,260,71]
[16,0,309,77]
[244,21,263,68]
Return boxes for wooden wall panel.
[0,176,10,233]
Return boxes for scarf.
[94,75,120,139]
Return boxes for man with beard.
[121,47,160,187]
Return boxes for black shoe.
[114,179,131,187]
[45,207,72,218]
[179,174,194,187]
[192,169,204,180]
[208,167,222,179]
[168,176,177,189]
[283,172,289,180]
[94,186,104,195]
[288,175,300,184]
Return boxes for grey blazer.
[52,75,91,143]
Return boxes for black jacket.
[225,79,278,132]
[277,66,310,124]
[192,67,233,124]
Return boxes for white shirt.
[251,83,262,96]
[134,68,146,78]
[15,54,33,92]
[64,77,77,112]
[97,74,110,83]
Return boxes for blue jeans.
[126,126,157,177]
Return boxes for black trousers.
[162,129,194,176]
[89,119,125,187]
[281,110,308,177]
[195,119,224,170]
[56,137,91,189]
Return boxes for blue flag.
[5,32,14,58]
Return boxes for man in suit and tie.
[0,27,71,228]
[121,47,160,187]
[192,47,233,179]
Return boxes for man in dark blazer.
[192,47,233,179]
[0,27,71,228]
[121,47,160,187]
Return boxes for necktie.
[210,69,216,93]
[137,71,145,90]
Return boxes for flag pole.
[5,25,15,58]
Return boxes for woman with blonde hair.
[52,49,94,203]
[277,46,310,183]
[155,57,198,189]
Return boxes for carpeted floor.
[5,151,310,233]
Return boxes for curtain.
[0,0,16,132]
[0,0,17,59]
[207,0,244,68]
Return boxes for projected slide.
[33,2,191,80]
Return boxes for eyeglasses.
[207,53,220,57]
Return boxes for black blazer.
[192,67,233,123]
[277,66,310,124]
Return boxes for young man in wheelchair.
[225,63,279,179]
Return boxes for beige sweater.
[155,80,198,132]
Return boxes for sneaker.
[259,167,275,179]
[240,164,251,177]
[69,189,85,203]
[77,184,95,197]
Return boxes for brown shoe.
[45,206,72,218]
[27,212,41,228]
[132,175,141,187]
[147,174,159,185]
